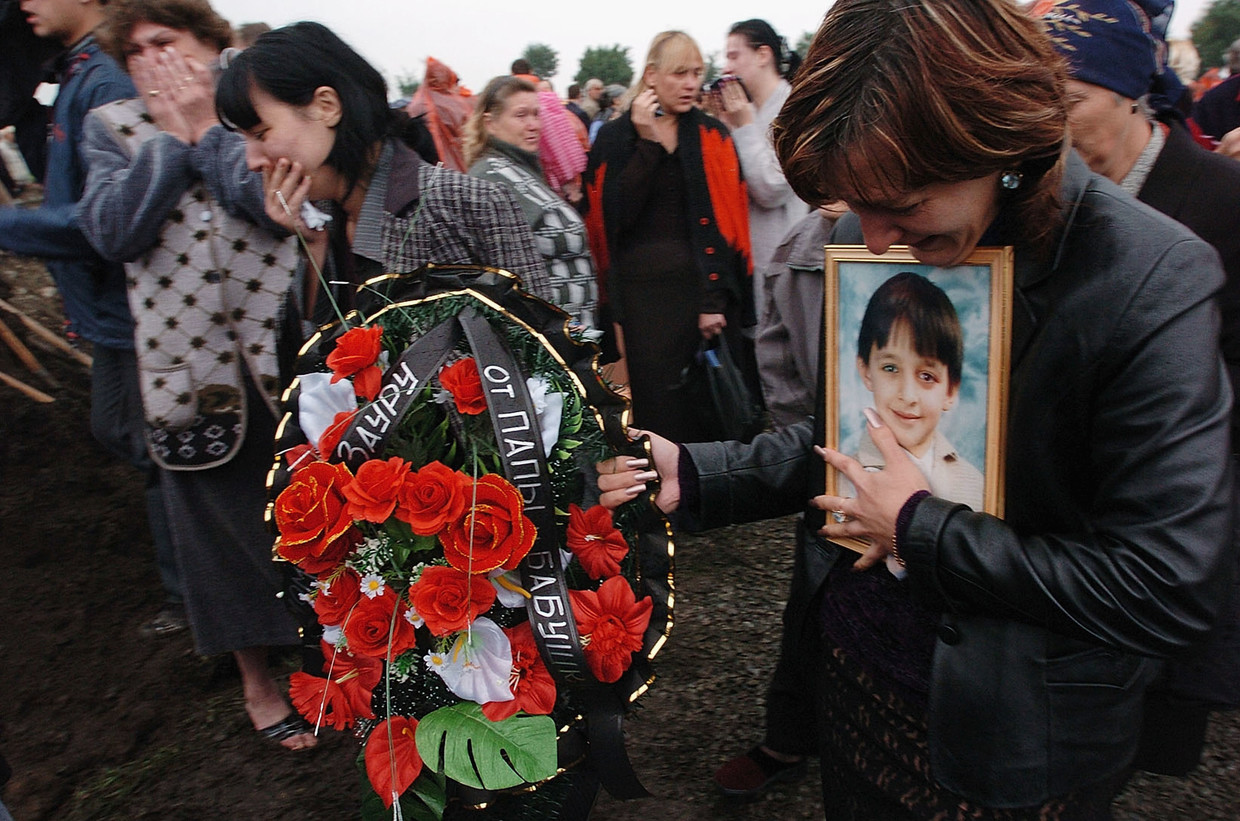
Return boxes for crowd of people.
[1,0,1239,818]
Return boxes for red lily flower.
[566,503,629,579]
[569,576,653,683]
[365,716,423,808]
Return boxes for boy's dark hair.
[857,272,963,385]
[510,58,532,75]
[215,21,389,195]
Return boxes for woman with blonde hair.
[584,30,755,443]
[599,0,1234,816]
[464,76,598,332]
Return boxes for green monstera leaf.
[415,703,557,790]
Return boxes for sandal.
[713,745,807,800]
[257,713,316,749]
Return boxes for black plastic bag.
[673,335,764,442]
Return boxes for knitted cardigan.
[89,98,298,470]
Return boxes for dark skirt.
[160,386,299,656]
[813,640,1129,821]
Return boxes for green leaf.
[416,703,557,790]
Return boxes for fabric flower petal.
[298,372,358,447]
[424,617,515,704]
[525,376,564,457]
[364,716,423,809]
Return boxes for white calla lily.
[526,376,564,457]
[298,372,357,447]
[424,617,514,704]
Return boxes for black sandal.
[257,713,316,748]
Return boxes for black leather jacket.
[683,154,1234,807]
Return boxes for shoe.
[713,745,807,800]
[139,603,188,638]
[257,713,316,750]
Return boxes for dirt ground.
[1,248,1237,820]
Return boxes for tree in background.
[703,52,721,85]
[394,72,421,99]
[522,43,559,80]
[1192,0,1240,69]
[574,45,634,87]
[794,31,815,61]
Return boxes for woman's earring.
[999,170,1023,190]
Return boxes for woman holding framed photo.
[599,0,1234,816]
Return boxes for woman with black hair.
[214,22,549,326]
[716,19,809,286]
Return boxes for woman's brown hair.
[774,0,1070,252]
[101,0,232,66]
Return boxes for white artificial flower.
[360,573,386,599]
[297,371,357,447]
[424,617,514,704]
[321,625,343,647]
[488,568,529,608]
[405,606,424,629]
[525,376,564,457]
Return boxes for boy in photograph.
[845,271,984,510]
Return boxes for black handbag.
[674,335,764,442]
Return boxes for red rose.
[408,565,497,636]
[314,566,362,625]
[343,457,411,523]
[566,504,630,579]
[318,410,358,460]
[365,716,423,809]
[482,622,557,721]
[394,461,470,535]
[439,357,487,415]
[440,474,536,574]
[274,461,358,572]
[342,587,419,659]
[326,325,384,401]
[570,576,652,684]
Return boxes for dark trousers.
[89,345,181,603]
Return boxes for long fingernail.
[625,484,646,496]
[625,458,649,469]
[634,471,658,482]
[863,407,883,428]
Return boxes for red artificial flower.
[566,504,630,579]
[439,357,487,414]
[317,410,358,460]
[365,716,423,809]
[314,566,362,625]
[482,622,557,721]
[343,457,411,523]
[570,576,653,684]
[408,565,497,636]
[326,325,384,401]
[440,474,536,574]
[289,671,354,731]
[321,639,382,722]
[282,443,316,473]
[395,461,470,535]
[273,461,359,573]
[342,587,419,659]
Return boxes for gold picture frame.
[823,245,1014,554]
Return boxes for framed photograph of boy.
[823,245,1014,554]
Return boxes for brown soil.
[0,249,1236,820]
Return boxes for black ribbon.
[333,317,460,471]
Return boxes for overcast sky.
[206,0,1215,98]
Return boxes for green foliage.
[574,44,634,87]
[794,30,816,61]
[416,703,558,789]
[703,51,721,85]
[394,72,421,99]
[1192,0,1240,69]
[522,43,559,80]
